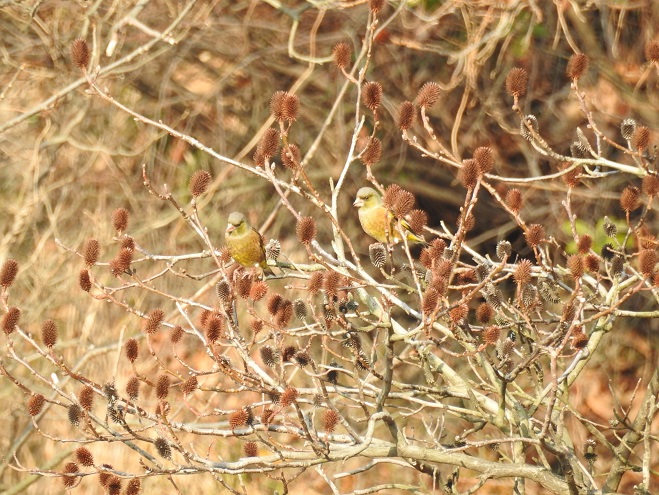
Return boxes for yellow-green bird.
[353,187,425,244]
[225,212,274,275]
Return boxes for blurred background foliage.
[0,0,657,493]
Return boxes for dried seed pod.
[568,255,584,279]
[571,329,588,350]
[256,128,279,160]
[276,299,293,327]
[583,438,597,461]
[40,319,57,348]
[68,404,82,426]
[143,308,165,334]
[369,243,387,268]
[603,217,617,238]
[206,315,223,343]
[570,141,589,158]
[520,284,537,308]
[323,409,340,433]
[126,376,140,400]
[474,146,494,174]
[525,224,545,248]
[71,38,90,70]
[368,0,385,13]
[78,385,94,411]
[296,216,316,244]
[520,115,538,140]
[397,101,415,130]
[103,382,118,403]
[293,299,308,321]
[111,208,130,233]
[482,325,500,345]
[155,375,170,400]
[476,302,494,323]
[332,42,351,69]
[170,325,183,344]
[235,273,253,299]
[125,479,141,495]
[577,234,592,254]
[282,345,297,362]
[249,280,268,302]
[566,53,589,80]
[280,387,299,407]
[75,446,94,467]
[539,279,560,304]
[261,408,275,425]
[244,442,258,457]
[620,119,636,140]
[513,259,533,285]
[28,394,45,416]
[459,159,480,189]
[449,304,468,324]
[155,437,172,459]
[496,240,512,261]
[326,362,339,385]
[645,40,659,63]
[422,287,439,315]
[601,243,615,261]
[270,91,299,122]
[189,170,212,197]
[631,126,651,151]
[584,254,599,273]
[79,269,92,292]
[0,259,18,288]
[229,408,250,429]
[308,271,324,293]
[620,185,641,212]
[505,189,523,213]
[362,81,383,111]
[62,461,79,488]
[416,82,441,108]
[360,137,382,166]
[505,67,528,98]
[475,263,490,282]
[638,249,657,277]
[323,270,341,298]
[642,174,659,197]
[180,375,198,395]
[407,209,427,235]
[294,351,310,367]
[216,280,231,303]
[83,239,100,266]
[281,143,301,170]
[260,346,278,367]
[611,254,625,276]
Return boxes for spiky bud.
[126,376,140,400]
[566,53,589,80]
[170,325,183,344]
[505,188,523,213]
[611,254,625,276]
[244,442,258,457]
[332,42,351,69]
[111,208,129,233]
[189,170,212,197]
[422,287,439,315]
[583,439,597,461]
[496,240,512,261]
[296,216,316,244]
[267,293,283,316]
[520,114,538,140]
[397,101,415,130]
[362,81,382,111]
[280,387,298,407]
[603,217,617,238]
[294,351,310,367]
[571,328,588,350]
[360,137,382,166]
[538,280,559,304]
[125,479,141,495]
[308,271,324,293]
[110,247,133,276]
[261,407,275,425]
[449,304,468,324]
[505,67,529,99]
[270,91,299,122]
[275,299,293,327]
[323,270,341,298]
[260,346,278,367]
[416,82,441,108]
[513,259,533,285]
[83,239,100,266]
[631,126,651,151]
[567,254,584,279]
[369,243,387,268]
[383,184,415,217]
[620,119,636,140]
[28,394,45,416]
[620,185,641,212]
[525,224,545,248]
[641,173,659,198]
[475,302,493,324]
[71,38,90,70]
[584,253,599,273]
[206,315,223,343]
[229,408,250,429]
[155,437,171,459]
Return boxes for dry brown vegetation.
[0,1,658,494]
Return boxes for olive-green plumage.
[353,187,425,244]
[225,212,274,275]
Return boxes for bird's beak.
[353,198,363,208]
[226,224,236,233]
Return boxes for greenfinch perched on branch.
[225,212,274,275]
[353,187,425,244]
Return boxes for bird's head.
[353,187,381,209]
[226,212,247,235]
